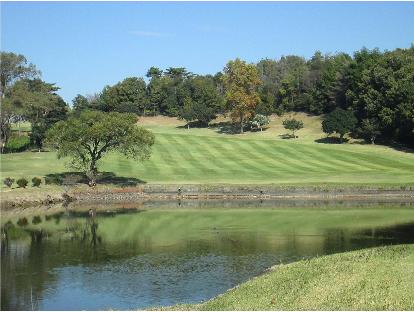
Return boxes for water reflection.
[1,202,414,310]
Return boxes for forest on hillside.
[1,45,414,151]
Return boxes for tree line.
[1,45,413,153]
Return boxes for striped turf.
[1,131,414,185]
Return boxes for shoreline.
[1,183,414,210]
[160,244,414,311]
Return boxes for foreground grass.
[167,244,414,311]
[2,114,414,186]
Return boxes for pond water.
[1,200,414,310]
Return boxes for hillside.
[2,113,414,186]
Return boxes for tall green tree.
[322,108,357,143]
[346,47,414,145]
[179,97,196,129]
[184,76,223,125]
[0,52,40,98]
[357,118,381,144]
[46,111,155,185]
[146,67,163,79]
[99,77,148,115]
[0,52,40,150]
[7,79,68,150]
[72,94,90,115]
[309,53,352,114]
[222,58,261,133]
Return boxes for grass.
[1,113,414,187]
[167,244,414,310]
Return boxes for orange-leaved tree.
[222,58,261,133]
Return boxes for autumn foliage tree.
[222,59,261,133]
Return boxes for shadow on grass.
[44,171,146,187]
[176,120,209,129]
[209,121,240,134]
[30,149,50,153]
[98,172,146,186]
[279,133,297,139]
[352,139,414,154]
[250,127,270,133]
[315,137,348,144]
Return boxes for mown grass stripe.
[180,135,238,174]
[273,143,341,173]
[154,135,194,178]
[165,135,219,176]
[248,140,323,174]
[204,137,274,178]
[286,144,373,173]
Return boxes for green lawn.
[169,244,414,310]
[1,114,414,186]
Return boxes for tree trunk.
[340,134,344,143]
[240,114,244,134]
[371,136,375,144]
[88,160,98,187]
[187,124,190,130]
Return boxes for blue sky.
[2,1,414,103]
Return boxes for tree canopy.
[45,111,155,185]
[222,58,261,133]
[282,118,304,138]
[322,108,357,143]
[0,52,40,97]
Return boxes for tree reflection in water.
[1,203,414,311]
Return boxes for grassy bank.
[2,114,414,186]
[168,244,414,310]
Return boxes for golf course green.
[2,115,414,186]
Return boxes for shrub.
[17,217,28,227]
[3,177,14,188]
[250,114,270,131]
[283,118,304,138]
[4,135,30,153]
[44,175,64,185]
[32,177,42,187]
[16,178,28,188]
[32,216,42,225]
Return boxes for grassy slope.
[169,244,414,311]
[2,113,414,186]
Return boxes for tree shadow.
[279,133,297,139]
[315,137,348,144]
[209,121,240,134]
[352,139,414,154]
[250,127,270,133]
[44,171,146,187]
[176,120,209,129]
[30,150,50,153]
[386,142,414,154]
[98,172,146,186]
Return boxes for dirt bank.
[1,184,413,210]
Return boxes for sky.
[2,1,414,103]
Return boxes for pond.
[2,200,414,310]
